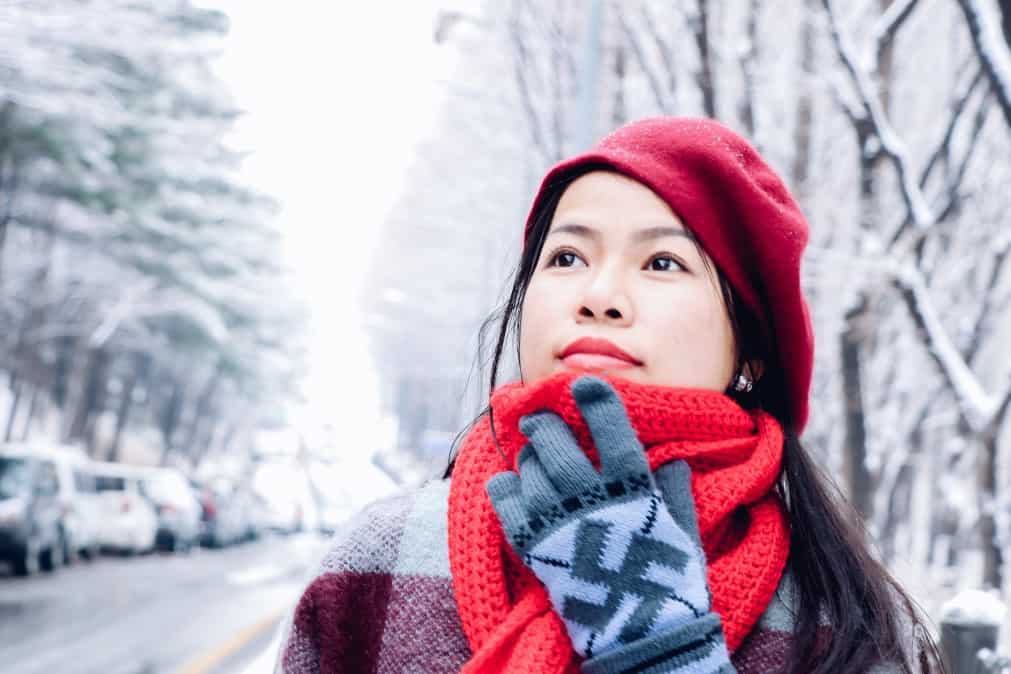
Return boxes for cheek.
[518,280,557,378]
[645,286,736,387]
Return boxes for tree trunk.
[158,380,185,465]
[3,374,22,442]
[50,336,76,408]
[181,359,223,461]
[979,425,1003,589]
[19,384,40,441]
[65,347,109,450]
[217,419,239,456]
[879,460,913,561]
[192,420,219,470]
[0,101,17,282]
[840,294,874,520]
[83,350,111,454]
[693,0,717,118]
[107,353,151,463]
[838,16,895,520]
[738,0,760,137]
[611,39,627,126]
[792,0,816,195]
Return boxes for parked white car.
[0,443,103,563]
[137,467,201,552]
[88,462,158,555]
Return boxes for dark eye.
[647,254,684,272]
[548,250,585,268]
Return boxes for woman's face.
[518,171,737,390]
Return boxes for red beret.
[523,117,814,432]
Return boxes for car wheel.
[12,538,42,577]
[82,542,100,561]
[41,536,65,572]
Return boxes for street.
[0,533,328,674]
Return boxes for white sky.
[200,2,466,448]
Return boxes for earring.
[733,373,753,393]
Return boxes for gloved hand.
[486,376,736,674]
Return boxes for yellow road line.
[172,610,284,674]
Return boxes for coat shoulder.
[317,477,452,577]
[277,478,468,674]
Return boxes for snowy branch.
[619,13,673,114]
[826,73,863,126]
[956,0,1011,129]
[894,74,992,254]
[640,4,680,105]
[892,263,999,432]
[509,6,554,166]
[998,380,1011,429]
[963,234,1011,366]
[873,0,920,55]
[931,87,992,226]
[822,0,936,229]
[918,66,986,191]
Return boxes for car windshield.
[0,457,31,499]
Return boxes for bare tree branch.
[641,3,679,105]
[792,0,817,191]
[881,71,989,254]
[548,7,565,161]
[956,0,1011,128]
[931,87,993,225]
[918,66,986,191]
[963,234,1011,366]
[893,263,998,432]
[509,4,553,166]
[617,9,674,113]
[873,0,920,58]
[822,0,936,228]
[827,73,864,126]
[997,376,1011,430]
[691,0,717,117]
[738,0,761,137]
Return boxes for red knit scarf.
[448,372,790,673]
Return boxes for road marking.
[226,564,286,587]
[171,610,284,674]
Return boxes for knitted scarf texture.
[448,372,790,673]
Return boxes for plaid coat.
[275,479,909,674]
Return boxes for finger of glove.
[654,460,704,550]
[486,471,531,548]
[519,411,600,497]
[571,375,650,482]
[517,444,564,514]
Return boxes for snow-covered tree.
[1,0,306,469]
[363,0,1011,597]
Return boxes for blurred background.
[1,0,1010,672]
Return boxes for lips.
[560,337,642,371]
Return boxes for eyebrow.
[549,223,694,243]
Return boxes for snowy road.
[0,533,328,674]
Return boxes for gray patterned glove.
[486,376,736,674]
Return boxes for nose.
[575,267,633,325]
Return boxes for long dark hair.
[443,168,944,673]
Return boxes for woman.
[276,117,942,673]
